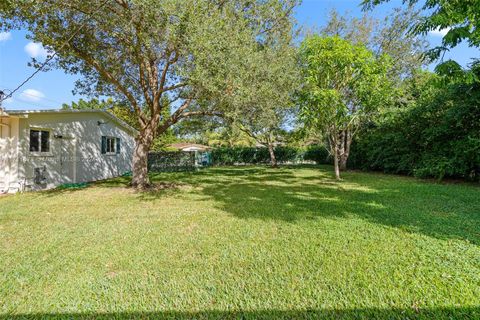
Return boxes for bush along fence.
[210,146,331,166]
[147,146,330,172]
[149,139,479,182]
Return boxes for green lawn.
[1,166,479,319]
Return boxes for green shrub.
[303,145,331,164]
[349,68,480,181]
[210,146,329,165]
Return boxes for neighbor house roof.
[5,109,138,136]
[168,143,211,152]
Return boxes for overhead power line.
[0,0,110,104]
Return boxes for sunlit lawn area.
[0,166,479,319]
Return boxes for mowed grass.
[0,166,479,319]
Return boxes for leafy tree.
[61,98,105,111]
[321,6,428,81]
[188,127,255,148]
[171,114,248,146]
[175,18,299,166]
[362,0,480,60]
[235,109,292,167]
[0,0,298,188]
[231,41,299,167]
[299,36,392,179]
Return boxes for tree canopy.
[228,38,300,166]
[299,35,392,179]
[321,6,428,80]
[362,0,480,60]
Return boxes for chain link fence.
[148,151,211,172]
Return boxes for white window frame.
[105,136,117,155]
[29,127,52,156]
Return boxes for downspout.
[73,138,77,183]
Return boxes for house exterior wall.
[1,111,136,192]
[0,117,20,192]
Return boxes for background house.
[166,143,211,167]
[167,143,211,152]
[0,109,137,193]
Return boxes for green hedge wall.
[210,146,330,166]
[348,77,480,181]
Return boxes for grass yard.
[0,166,479,319]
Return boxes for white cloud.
[429,27,451,37]
[19,89,46,102]
[24,41,51,58]
[0,32,11,42]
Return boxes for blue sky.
[0,0,478,110]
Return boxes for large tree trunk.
[131,127,155,189]
[267,143,278,168]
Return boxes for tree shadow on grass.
[33,165,480,245]
[1,306,478,319]
[156,166,480,245]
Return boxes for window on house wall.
[106,137,115,153]
[29,129,50,153]
[101,136,121,155]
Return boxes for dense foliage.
[363,0,480,60]
[349,64,480,181]
[210,146,329,166]
[322,7,428,81]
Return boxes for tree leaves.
[362,0,480,60]
[299,36,392,132]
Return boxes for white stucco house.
[0,109,137,193]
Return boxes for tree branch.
[153,51,179,110]
[69,44,147,126]
[157,99,193,134]
[139,61,153,108]
[162,82,187,93]
[178,110,224,119]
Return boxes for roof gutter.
[5,109,138,136]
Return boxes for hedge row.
[210,146,330,166]
[148,152,196,172]
[348,75,480,181]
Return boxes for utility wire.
[0,0,110,103]
[0,88,60,109]
[17,90,64,105]
[0,87,65,105]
